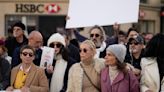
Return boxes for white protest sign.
[66,0,139,28]
[40,46,54,68]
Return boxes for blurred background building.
[0,0,163,39]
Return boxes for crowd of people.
[0,21,164,92]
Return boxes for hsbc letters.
[16,4,44,13]
[15,4,60,13]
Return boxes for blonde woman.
[66,40,105,92]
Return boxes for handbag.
[80,63,101,92]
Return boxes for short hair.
[20,45,35,55]
[127,27,138,37]
[118,30,126,36]
[12,22,25,30]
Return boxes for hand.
[6,86,14,91]
[113,22,119,30]
[66,16,70,20]
[133,68,141,76]
[21,86,30,92]
[46,65,54,74]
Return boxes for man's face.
[90,28,102,48]
[29,36,43,49]
[13,26,24,38]
[129,40,143,54]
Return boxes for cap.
[129,35,144,44]
[12,22,25,30]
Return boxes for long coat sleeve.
[101,67,139,92]
[10,63,49,92]
[140,57,160,92]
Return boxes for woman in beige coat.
[6,45,49,92]
[66,40,105,92]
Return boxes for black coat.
[0,58,10,90]
[5,35,28,57]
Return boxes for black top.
[5,35,28,56]
[0,58,10,90]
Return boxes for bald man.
[11,31,43,68]
[28,31,43,49]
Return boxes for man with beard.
[89,25,107,58]
[127,35,145,78]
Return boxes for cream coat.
[66,58,105,92]
[140,57,160,92]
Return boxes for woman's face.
[49,42,63,54]
[104,52,117,66]
[20,49,35,64]
[80,43,94,62]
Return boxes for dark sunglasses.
[21,52,34,57]
[90,34,100,38]
[49,43,62,48]
[80,48,88,53]
[129,42,139,45]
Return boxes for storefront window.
[133,20,155,34]
[140,0,147,3]
[5,15,38,36]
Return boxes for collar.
[96,41,106,52]
[20,65,31,73]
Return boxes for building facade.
[0,0,162,39]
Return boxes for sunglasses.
[21,52,34,57]
[49,43,62,48]
[90,34,100,38]
[80,48,88,53]
[129,42,139,45]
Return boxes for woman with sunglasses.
[6,45,49,92]
[46,33,75,92]
[101,44,139,92]
[67,40,105,92]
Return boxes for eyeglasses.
[90,34,100,38]
[21,52,34,57]
[129,42,139,45]
[80,48,88,53]
[49,43,62,48]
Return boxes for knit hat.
[47,33,66,47]
[12,22,25,30]
[106,44,127,63]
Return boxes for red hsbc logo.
[45,4,60,13]
[15,3,60,13]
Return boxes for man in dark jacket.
[0,57,10,90]
[5,22,28,56]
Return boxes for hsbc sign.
[15,4,60,13]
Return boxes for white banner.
[66,0,139,28]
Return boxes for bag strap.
[127,71,130,92]
[80,63,100,92]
